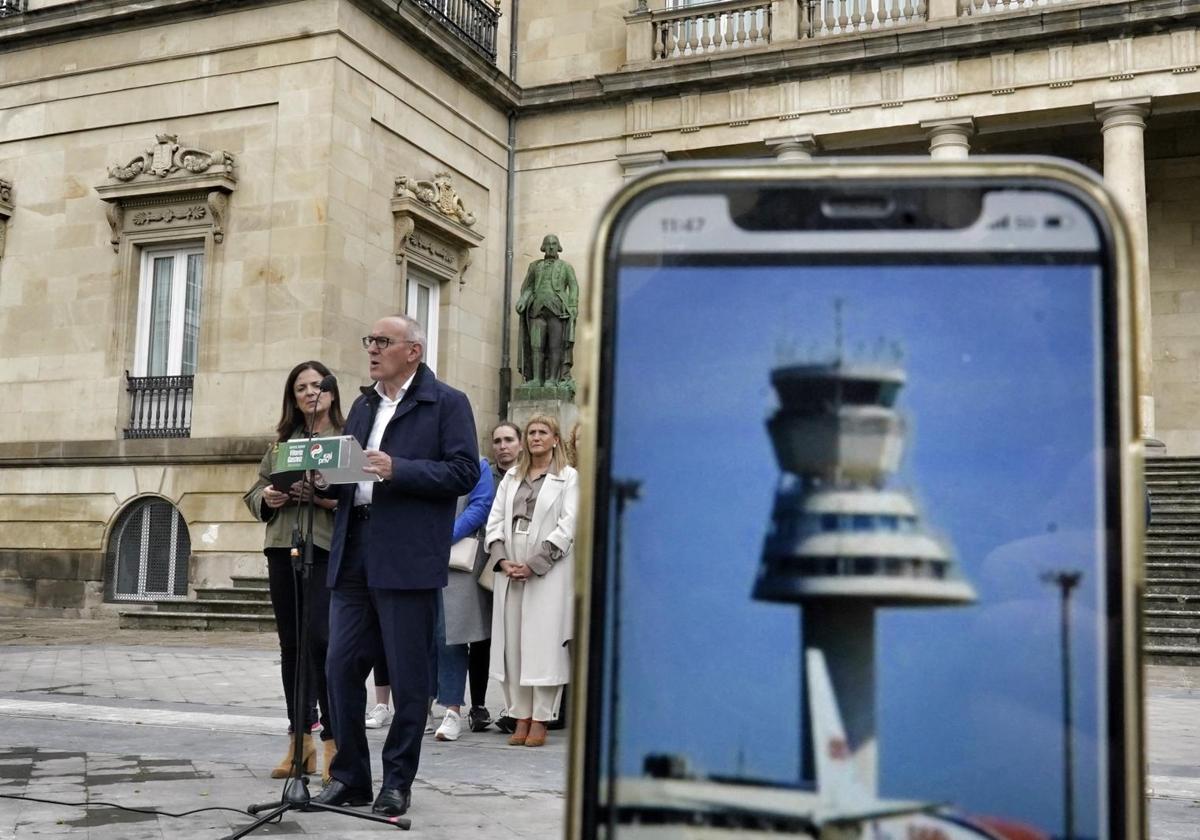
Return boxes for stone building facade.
[0,0,1196,616]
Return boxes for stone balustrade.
[630,0,774,63]
[626,0,932,64]
[806,0,926,37]
[959,0,1085,15]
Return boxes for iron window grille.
[105,498,190,602]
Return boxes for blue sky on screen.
[607,263,1104,835]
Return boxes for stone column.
[1096,97,1154,436]
[921,117,974,160]
[616,150,668,182]
[765,133,819,162]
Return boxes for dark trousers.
[373,595,447,701]
[326,522,438,791]
[467,639,490,708]
[265,546,332,740]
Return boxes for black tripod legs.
[227,777,410,837]
[306,801,411,830]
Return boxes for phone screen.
[585,179,1125,840]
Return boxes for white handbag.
[477,566,495,592]
[448,536,478,573]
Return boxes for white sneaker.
[424,713,436,734]
[435,709,462,742]
[365,703,392,729]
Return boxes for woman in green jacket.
[244,361,344,782]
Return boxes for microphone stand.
[227,383,409,836]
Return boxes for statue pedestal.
[509,397,578,439]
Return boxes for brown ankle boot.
[270,733,316,778]
[508,718,532,746]
[322,739,337,785]
[525,720,548,748]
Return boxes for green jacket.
[243,433,338,552]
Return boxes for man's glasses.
[361,335,413,350]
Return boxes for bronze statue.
[517,234,578,393]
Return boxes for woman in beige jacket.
[485,414,578,748]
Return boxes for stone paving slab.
[0,618,565,839]
[0,618,1197,837]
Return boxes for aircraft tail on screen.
[805,647,863,813]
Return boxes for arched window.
[105,498,190,602]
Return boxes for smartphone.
[569,160,1143,840]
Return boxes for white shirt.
[354,373,416,506]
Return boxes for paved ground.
[1145,665,1200,839]
[0,619,564,839]
[0,618,1195,838]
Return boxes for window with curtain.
[405,268,441,374]
[134,244,205,377]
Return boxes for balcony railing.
[651,0,773,61]
[412,0,501,63]
[805,0,926,36]
[124,372,193,439]
[959,0,1084,15]
[628,0,929,64]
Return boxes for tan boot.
[508,718,532,746]
[270,733,316,779]
[322,739,337,785]
[525,720,548,748]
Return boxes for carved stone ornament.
[392,170,483,283]
[395,172,476,227]
[108,133,236,183]
[0,178,12,259]
[96,133,237,253]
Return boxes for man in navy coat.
[314,314,480,817]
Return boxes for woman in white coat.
[485,414,577,748]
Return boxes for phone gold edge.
[566,158,1146,840]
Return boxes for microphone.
[318,374,337,393]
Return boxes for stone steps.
[1146,562,1200,580]
[155,599,274,616]
[1145,457,1200,665]
[1144,527,1200,539]
[194,586,271,603]
[1147,457,1200,469]
[119,575,274,633]
[117,611,276,632]
[1144,610,1200,629]
[1137,542,1200,554]
[1144,512,1200,523]
[1144,645,1200,666]
[1145,627,1200,647]
[1144,593,1200,608]
[1146,579,1200,596]
[1147,505,1200,516]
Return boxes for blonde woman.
[485,414,577,747]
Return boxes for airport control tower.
[753,338,976,796]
